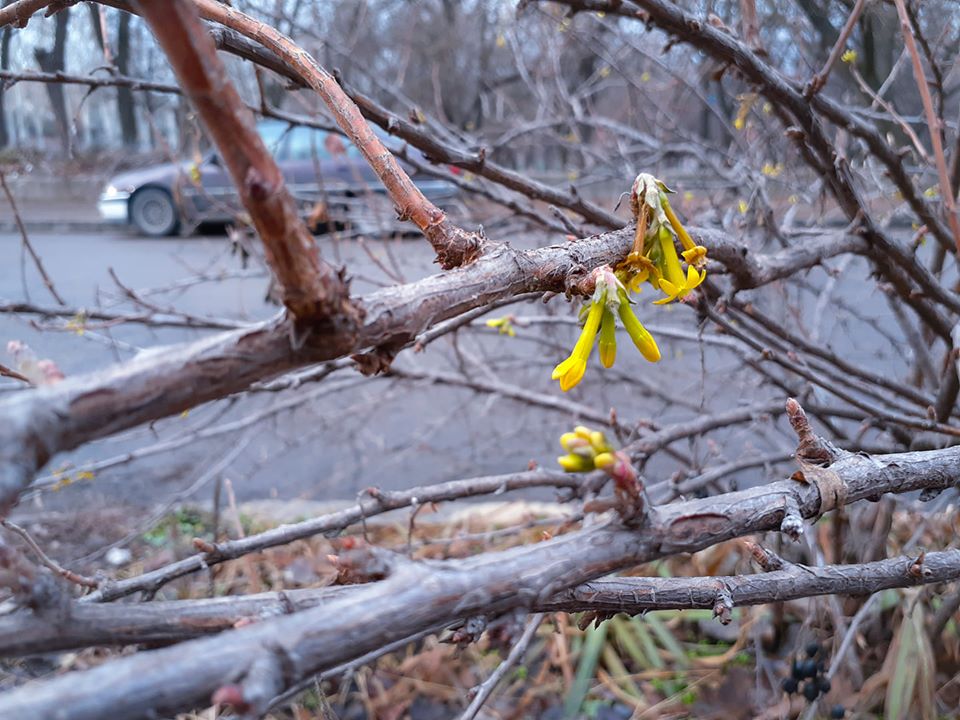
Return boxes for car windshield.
[256,119,365,162]
[257,120,288,154]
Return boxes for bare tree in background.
[32,6,71,154]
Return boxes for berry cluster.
[781,642,845,718]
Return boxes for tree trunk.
[33,8,71,154]
[0,1,12,148]
[116,12,138,147]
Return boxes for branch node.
[780,494,804,541]
[745,541,786,571]
[712,585,734,624]
[445,615,488,648]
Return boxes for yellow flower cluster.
[485,315,517,337]
[556,425,616,472]
[551,267,660,391]
[551,174,708,392]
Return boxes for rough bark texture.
[4,547,957,657]
[0,445,957,718]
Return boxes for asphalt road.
[0,226,572,516]
[0,225,916,526]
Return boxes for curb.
[0,221,113,234]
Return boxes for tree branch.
[7,544,956,657]
[1,431,958,718]
[133,0,357,324]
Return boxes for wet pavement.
[0,224,928,522]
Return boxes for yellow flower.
[652,227,706,305]
[598,307,617,368]
[552,299,603,392]
[557,425,614,472]
[682,245,708,266]
[485,315,517,337]
[841,49,857,64]
[66,311,87,336]
[616,289,660,362]
[557,454,593,472]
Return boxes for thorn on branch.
[192,537,218,555]
[909,551,931,579]
[577,610,615,631]
[745,541,786,571]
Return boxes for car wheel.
[130,187,180,237]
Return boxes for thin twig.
[804,0,866,97]
[892,0,960,254]
[0,172,66,306]
[2,520,99,589]
[459,613,544,720]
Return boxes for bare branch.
[0,172,65,306]
[184,0,483,268]
[1,435,958,718]
[892,0,960,253]
[134,0,357,324]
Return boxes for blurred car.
[97,119,460,236]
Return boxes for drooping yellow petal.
[558,359,586,391]
[617,294,661,362]
[570,301,604,359]
[551,301,604,392]
[660,193,696,251]
[598,307,617,368]
[685,264,706,291]
[551,355,579,380]
[652,278,680,305]
[657,227,687,289]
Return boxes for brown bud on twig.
[745,541,786,571]
[909,551,929,579]
[713,586,734,624]
[212,684,249,713]
[786,397,839,465]
[444,615,488,648]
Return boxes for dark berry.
[817,660,827,674]
[791,658,804,680]
[781,677,798,694]
[802,680,820,701]
[800,658,818,678]
[830,705,845,719]
[805,641,821,658]
[818,676,832,693]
